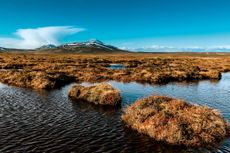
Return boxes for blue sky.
[0,0,230,50]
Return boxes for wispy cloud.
[0,26,84,49]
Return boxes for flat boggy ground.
[0,52,230,89]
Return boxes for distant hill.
[0,47,6,51]
[0,39,128,54]
[36,39,128,53]
[0,47,34,53]
[133,46,230,52]
[37,44,57,50]
[60,39,118,50]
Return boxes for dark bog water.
[0,73,230,153]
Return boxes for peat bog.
[0,53,230,152]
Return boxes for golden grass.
[69,83,122,106]
[0,71,74,89]
[121,95,229,147]
[0,52,230,89]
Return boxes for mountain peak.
[87,39,104,45]
[37,44,57,50]
[0,40,125,53]
[0,47,6,51]
[61,39,118,51]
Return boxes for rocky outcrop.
[122,95,229,147]
[69,83,122,106]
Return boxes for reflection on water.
[108,64,125,70]
[110,74,230,120]
[0,73,230,152]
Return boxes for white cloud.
[0,26,84,49]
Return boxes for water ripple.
[0,73,230,152]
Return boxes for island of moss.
[122,95,229,147]
[69,83,122,106]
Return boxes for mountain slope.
[38,39,127,53]
[59,39,119,51]
[37,44,57,50]
[0,40,128,53]
[0,47,6,51]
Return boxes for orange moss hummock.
[68,83,122,106]
[0,53,230,89]
[122,95,229,147]
[0,71,75,90]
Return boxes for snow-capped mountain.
[35,39,126,53]
[37,44,57,50]
[60,39,118,51]
[0,47,6,51]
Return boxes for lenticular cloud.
[0,26,84,49]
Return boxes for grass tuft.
[121,95,229,147]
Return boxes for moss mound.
[122,95,229,147]
[0,71,74,90]
[69,83,122,106]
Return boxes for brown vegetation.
[0,52,230,89]
[69,83,122,106]
[0,71,74,89]
[121,95,229,147]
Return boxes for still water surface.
[0,73,230,152]
[108,64,125,70]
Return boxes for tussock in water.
[122,95,229,147]
[0,71,75,90]
[69,83,122,106]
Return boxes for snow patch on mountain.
[0,47,6,51]
[61,39,118,50]
[37,44,57,49]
